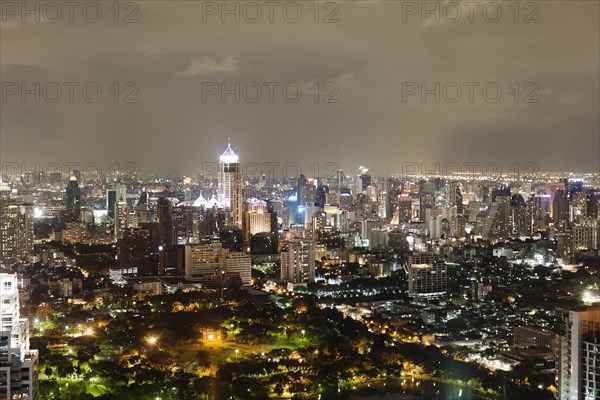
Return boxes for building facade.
[0,273,38,399]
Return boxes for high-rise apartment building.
[0,273,39,399]
[556,307,600,400]
[280,239,316,283]
[407,262,447,298]
[572,218,599,251]
[407,254,448,297]
[1,204,34,264]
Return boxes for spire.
[220,141,239,164]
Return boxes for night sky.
[1,0,598,177]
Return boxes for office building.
[117,223,160,275]
[218,142,242,228]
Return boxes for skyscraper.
[556,307,600,400]
[534,193,552,231]
[114,197,128,241]
[553,188,569,230]
[65,176,81,218]
[218,142,242,228]
[356,166,371,195]
[447,182,463,215]
[0,272,39,399]
[106,189,117,219]
[482,195,511,240]
[297,174,308,221]
[117,224,160,275]
[158,197,175,248]
[419,193,435,223]
[297,174,308,207]
[511,194,532,236]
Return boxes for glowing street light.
[234,349,239,359]
[147,336,157,345]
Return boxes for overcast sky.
[1,0,598,178]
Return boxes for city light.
[1,4,597,398]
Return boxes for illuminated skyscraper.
[114,197,128,241]
[218,142,242,228]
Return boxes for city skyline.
[1,1,599,399]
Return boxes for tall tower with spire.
[218,140,242,228]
